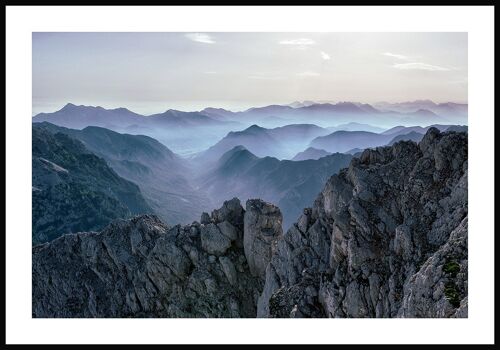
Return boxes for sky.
[32,32,468,115]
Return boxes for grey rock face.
[200,223,232,256]
[398,217,468,317]
[32,199,263,318]
[211,197,245,228]
[259,128,468,318]
[244,199,283,279]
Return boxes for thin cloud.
[321,51,331,60]
[204,71,217,74]
[185,33,215,44]
[297,71,320,77]
[279,38,316,45]
[393,62,450,71]
[383,52,408,60]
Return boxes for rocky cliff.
[33,198,267,317]
[32,128,467,318]
[259,127,468,318]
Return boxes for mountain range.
[35,122,213,225]
[203,101,460,128]
[373,100,468,120]
[32,124,152,244]
[32,100,467,156]
[197,123,331,162]
[31,102,468,245]
[310,124,467,154]
[33,104,242,156]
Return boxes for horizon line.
[32,99,469,117]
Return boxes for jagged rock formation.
[258,128,468,318]
[32,198,264,317]
[32,128,468,318]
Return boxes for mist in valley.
[32,100,467,232]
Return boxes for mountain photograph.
[30,31,469,320]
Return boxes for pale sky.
[32,32,467,115]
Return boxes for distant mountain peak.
[111,107,134,114]
[410,108,438,116]
[202,107,232,113]
[336,101,357,106]
[59,103,105,112]
[411,99,436,105]
[222,145,250,156]
[291,147,331,161]
[246,124,266,131]
[216,145,259,170]
[59,102,83,112]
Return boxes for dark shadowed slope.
[32,125,152,245]
[35,122,213,225]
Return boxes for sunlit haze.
[32,32,467,115]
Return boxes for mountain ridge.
[34,122,213,226]
[32,124,153,245]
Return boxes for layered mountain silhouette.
[32,124,152,245]
[198,124,330,161]
[32,103,143,130]
[327,122,385,133]
[200,146,353,229]
[310,130,394,153]
[31,101,468,247]
[374,100,468,121]
[310,124,468,153]
[32,101,467,155]
[35,122,213,226]
[32,103,233,130]
[32,104,242,155]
